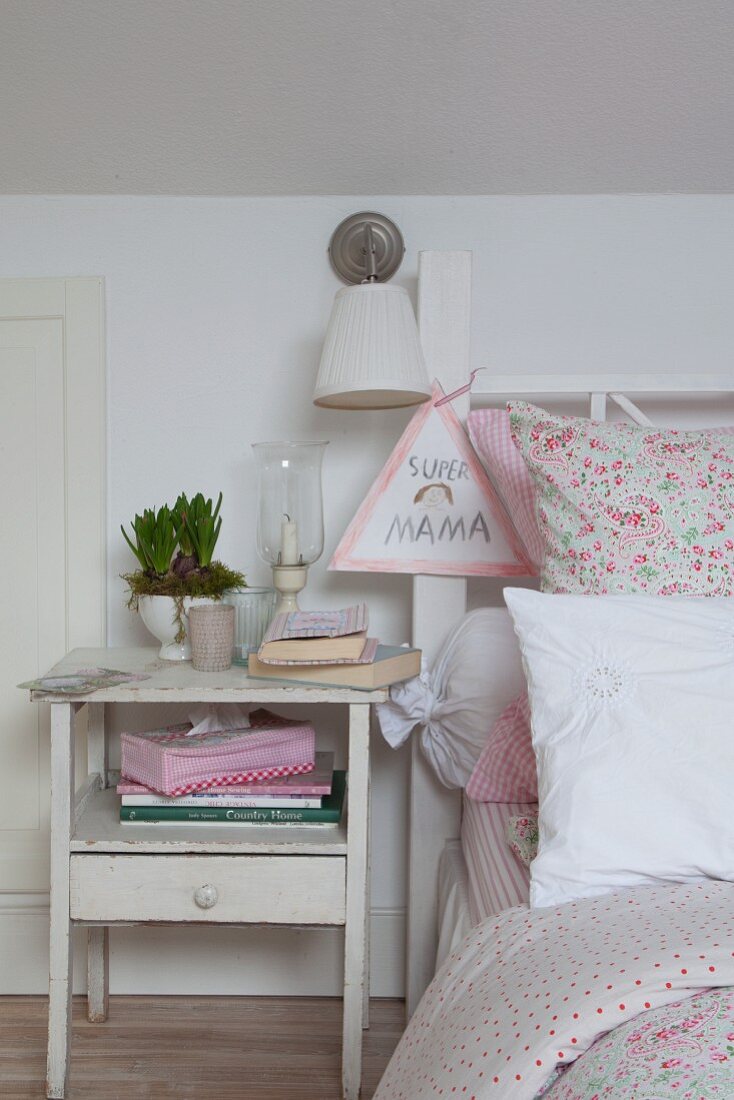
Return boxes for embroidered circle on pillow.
[508,402,734,596]
[574,657,635,708]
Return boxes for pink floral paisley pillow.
[505,813,539,869]
[508,401,734,595]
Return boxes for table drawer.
[69,854,346,925]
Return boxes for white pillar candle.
[280,515,299,565]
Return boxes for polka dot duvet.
[375,884,734,1098]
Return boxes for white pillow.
[504,587,734,909]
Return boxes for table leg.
[362,740,371,1031]
[87,928,109,1023]
[47,703,75,1099]
[342,703,369,1100]
[86,703,108,1022]
[86,702,107,786]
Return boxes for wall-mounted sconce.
[313,212,431,410]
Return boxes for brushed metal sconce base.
[328,211,405,284]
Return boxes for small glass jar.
[221,587,277,664]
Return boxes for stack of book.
[116,709,346,826]
[247,603,421,689]
[118,752,345,825]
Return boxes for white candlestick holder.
[272,564,308,614]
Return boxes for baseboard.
[0,895,405,998]
[0,894,86,993]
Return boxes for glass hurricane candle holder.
[252,441,328,613]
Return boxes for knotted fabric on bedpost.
[407,251,472,1019]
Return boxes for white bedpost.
[407,251,472,1019]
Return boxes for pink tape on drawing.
[433,368,485,407]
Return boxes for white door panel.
[0,323,66,887]
[0,281,104,984]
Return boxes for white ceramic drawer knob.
[193,884,218,909]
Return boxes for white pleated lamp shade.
[313,283,431,410]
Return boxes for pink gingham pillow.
[468,408,543,569]
[467,409,540,800]
[465,693,538,803]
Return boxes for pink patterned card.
[261,603,368,643]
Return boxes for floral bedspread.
[374,883,734,1099]
[539,988,734,1098]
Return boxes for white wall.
[1,194,733,996]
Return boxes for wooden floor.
[0,996,404,1099]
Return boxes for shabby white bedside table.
[30,647,386,1100]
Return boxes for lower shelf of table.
[72,788,348,855]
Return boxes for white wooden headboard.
[407,249,734,1018]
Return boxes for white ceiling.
[2,0,734,195]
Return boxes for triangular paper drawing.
[330,381,536,577]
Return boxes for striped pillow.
[461,798,535,921]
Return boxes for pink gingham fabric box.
[120,709,316,796]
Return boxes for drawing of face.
[413,482,454,508]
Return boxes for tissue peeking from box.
[186,703,251,737]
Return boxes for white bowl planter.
[138,594,216,661]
